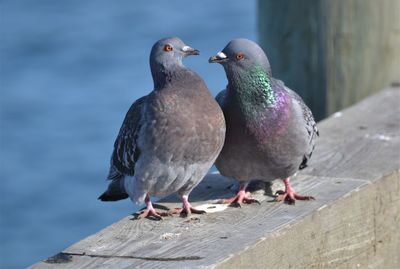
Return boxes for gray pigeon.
[209,38,318,205]
[99,37,226,219]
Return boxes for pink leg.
[137,195,170,220]
[275,178,315,205]
[170,195,206,217]
[223,184,260,208]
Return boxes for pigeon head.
[150,37,199,74]
[209,38,272,78]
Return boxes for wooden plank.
[217,172,400,269]
[258,0,400,119]
[29,175,370,269]
[29,88,400,269]
[307,87,400,180]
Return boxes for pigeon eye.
[236,52,245,61]
[164,44,173,52]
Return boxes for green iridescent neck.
[230,64,276,107]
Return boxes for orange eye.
[164,44,173,52]
[236,52,245,60]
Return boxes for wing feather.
[215,89,227,108]
[107,96,147,180]
[274,79,319,169]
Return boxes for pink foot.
[275,178,315,205]
[223,184,260,208]
[170,195,206,217]
[136,195,170,220]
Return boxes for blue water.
[0,1,256,268]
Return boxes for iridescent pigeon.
[209,38,318,206]
[99,37,225,219]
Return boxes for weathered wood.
[218,173,400,269]
[258,0,400,120]
[29,87,400,269]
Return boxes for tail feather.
[98,191,128,201]
[98,179,128,202]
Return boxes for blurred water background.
[0,1,256,268]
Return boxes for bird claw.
[228,198,260,208]
[274,190,315,205]
[136,209,170,220]
[223,192,260,207]
[229,201,242,208]
[170,207,206,217]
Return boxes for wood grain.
[305,87,400,180]
[29,88,400,269]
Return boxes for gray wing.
[107,95,147,180]
[275,79,319,169]
[215,89,227,108]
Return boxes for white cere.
[217,51,227,59]
[182,46,191,52]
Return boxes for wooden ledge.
[30,86,400,269]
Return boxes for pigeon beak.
[182,45,200,56]
[208,51,228,63]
